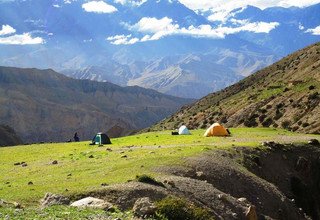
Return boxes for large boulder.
[70,197,113,210]
[133,197,157,217]
[40,193,70,207]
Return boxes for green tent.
[91,132,111,145]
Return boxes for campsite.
[1,127,319,219]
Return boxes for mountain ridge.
[0,66,192,142]
[150,42,320,133]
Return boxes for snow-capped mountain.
[0,0,319,98]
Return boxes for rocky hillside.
[0,66,192,143]
[0,125,22,147]
[151,42,320,134]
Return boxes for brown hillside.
[0,67,192,142]
[151,42,320,133]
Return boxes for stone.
[14,162,21,166]
[106,148,112,152]
[245,205,258,220]
[28,181,33,185]
[70,197,113,210]
[218,194,227,200]
[196,171,204,177]
[21,163,28,167]
[237,197,249,204]
[51,160,58,165]
[40,193,70,207]
[308,139,320,146]
[121,155,127,158]
[133,197,157,217]
[89,155,94,158]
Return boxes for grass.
[0,128,318,206]
[0,205,133,220]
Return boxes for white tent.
[178,125,191,135]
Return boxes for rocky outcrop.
[40,193,70,207]
[132,197,157,217]
[70,197,113,210]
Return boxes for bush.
[155,197,213,220]
[262,118,273,127]
[136,174,165,187]
[281,120,291,129]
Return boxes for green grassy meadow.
[0,128,318,206]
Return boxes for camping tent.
[204,123,229,137]
[178,125,191,135]
[91,132,111,145]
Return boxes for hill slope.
[0,66,192,142]
[0,125,22,147]
[151,42,320,134]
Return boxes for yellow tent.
[204,123,229,137]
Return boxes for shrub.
[155,197,213,220]
[281,120,291,129]
[136,174,165,187]
[258,114,267,123]
[273,111,283,120]
[302,122,310,128]
[262,118,273,127]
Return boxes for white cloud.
[299,23,305,30]
[305,25,320,35]
[107,17,279,45]
[0,33,44,45]
[0,24,16,36]
[82,1,117,13]
[114,0,147,6]
[106,34,139,45]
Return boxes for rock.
[101,183,108,187]
[51,160,58,165]
[218,194,227,201]
[14,162,21,166]
[70,197,113,210]
[89,155,94,158]
[308,139,319,146]
[164,180,175,187]
[28,181,33,185]
[13,202,22,209]
[0,199,6,207]
[237,197,249,204]
[245,205,258,220]
[262,141,283,150]
[21,163,28,167]
[106,148,112,152]
[121,155,127,158]
[196,171,204,177]
[40,193,70,207]
[133,197,157,217]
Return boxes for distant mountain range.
[151,42,320,134]
[0,0,319,98]
[0,66,192,142]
